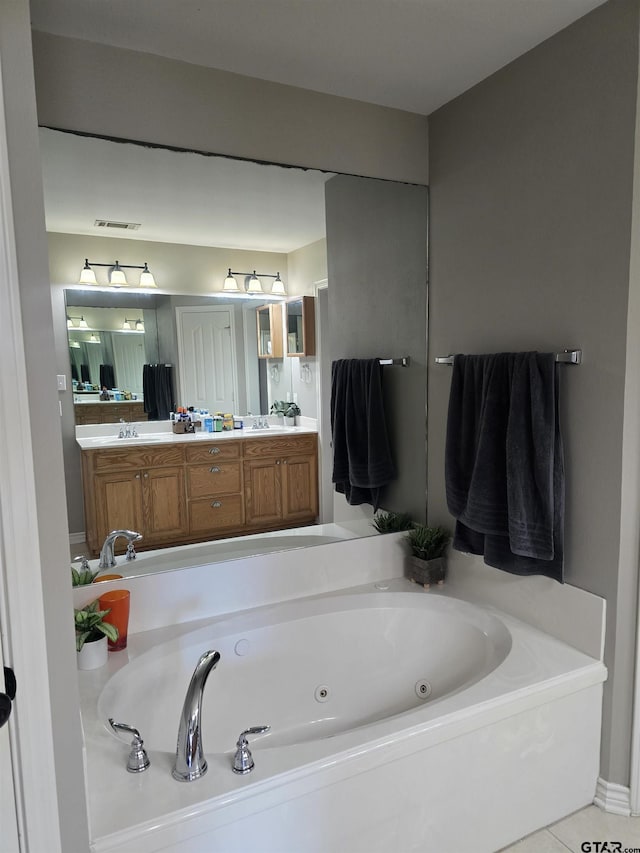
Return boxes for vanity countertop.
[76,421,318,450]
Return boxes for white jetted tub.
[79,582,606,853]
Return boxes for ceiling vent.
[94,219,141,231]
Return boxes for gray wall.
[326,174,429,522]
[32,31,429,185]
[427,0,639,784]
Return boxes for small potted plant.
[405,524,451,589]
[71,556,100,587]
[284,403,301,426]
[372,511,414,533]
[270,400,288,422]
[75,600,119,669]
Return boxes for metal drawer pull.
[211,501,222,508]
[208,447,221,455]
[209,466,221,473]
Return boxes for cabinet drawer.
[189,495,244,533]
[243,434,317,459]
[90,445,185,471]
[184,441,242,463]
[187,462,242,498]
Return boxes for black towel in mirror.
[143,364,174,421]
[331,358,396,511]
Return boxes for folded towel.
[445,352,564,582]
[331,358,396,511]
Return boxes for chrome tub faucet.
[98,529,142,569]
[173,650,221,782]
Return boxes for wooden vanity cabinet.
[74,401,148,425]
[243,434,318,528]
[83,445,187,554]
[82,433,318,555]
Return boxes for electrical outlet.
[56,374,67,391]
[293,392,298,404]
[286,391,292,402]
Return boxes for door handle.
[209,466,221,473]
[0,667,16,729]
[208,447,221,455]
[211,501,222,508]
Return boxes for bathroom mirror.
[42,127,428,577]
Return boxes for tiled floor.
[503,806,640,851]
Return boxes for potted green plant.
[284,403,301,426]
[372,511,414,533]
[75,600,119,669]
[270,400,288,418]
[71,556,100,587]
[405,524,451,589]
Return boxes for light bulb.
[79,259,97,285]
[247,271,263,294]
[139,263,157,288]
[223,269,239,292]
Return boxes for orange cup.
[98,589,130,651]
[93,573,124,583]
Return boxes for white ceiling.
[30,0,606,115]
[40,129,332,253]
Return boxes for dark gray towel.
[331,358,396,511]
[445,352,564,582]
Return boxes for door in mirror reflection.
[177,306,238,413]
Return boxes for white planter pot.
[77,635,108,670]
[284,416,296,427]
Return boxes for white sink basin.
[88,434,168,445]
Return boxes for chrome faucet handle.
[118,419,127,438]
[130,423,138,438]
[125,541,137,561]
[73,554,91,571]
[108,719,150,773]
[232,725,271,774]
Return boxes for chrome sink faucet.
[118,420,138,439]
[173,650,220,782]
[98,529,142,569]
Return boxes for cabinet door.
[256,304,283,358]
[244,458,283,526]
[141,466,187,543]
[94,471,144,549]
[281,453,318,522]
[286,296,315,356]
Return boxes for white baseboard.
[69,531,86,546]
[594,777,631,816]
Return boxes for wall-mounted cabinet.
[256,304,284,358]
[286,296,315,356]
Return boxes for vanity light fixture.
[67,316,89,329]
[247,271,263,294]
[87,333,101,344]
[223,269,240,292]
[271,273,286,296]
[78,258,157,288]
[221,269,287,299]
[109,261,127,287]
[79,259,98,285]
[135,318,144,332]
[122,318,132,330]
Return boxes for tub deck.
[77,579,606,853]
